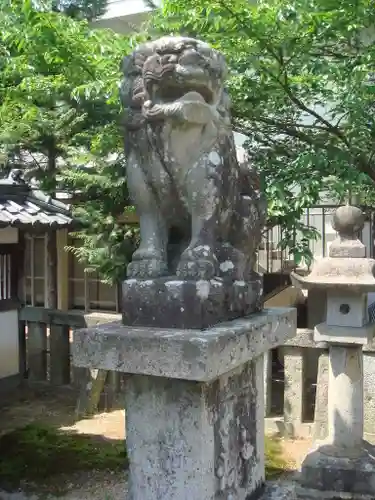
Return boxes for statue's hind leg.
[176,216,219,280]
[176,166,220,280]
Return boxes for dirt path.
[281,438,312,470]
[61,410,126,440]
[0,386,311,500]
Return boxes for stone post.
[313,351,329,441]
[327,345,364,449]
[263,351,272,416]
[73,308,296,500]
[283,347,304,438]
[292,205,375,499]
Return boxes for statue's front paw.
[176,258,217,280]
[127,259,168,279]
[176,247,218,280]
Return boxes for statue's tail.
[230,165,267,257]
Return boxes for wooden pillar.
[46,231,57,309]
[15,230,25,302]
[56,229,69,311]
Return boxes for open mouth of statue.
[151,82,214,105]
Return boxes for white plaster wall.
[0,227,18,244]
[0,310,19,378]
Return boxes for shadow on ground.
[0,422,127,495]
[0,385,292,495]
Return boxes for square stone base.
[298,441,375,499]
[250,480,375,500]
[296,486,375,499]
[122,276,262,329]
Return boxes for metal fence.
[256,205,374,274]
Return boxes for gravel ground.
[0,478,301,500]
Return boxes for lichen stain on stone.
[208,151,222,166]
[165,281,185,287]
[219,260,235,272]
[196,279,210,300]
[206,362,258,498]
[182,341,202,361]
[345,349,362,383]
[234,280,246,287]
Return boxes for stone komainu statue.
[120,36,267,282]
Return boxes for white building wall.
[94,0,157,31]
[102,0,151,19]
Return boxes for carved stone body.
[120,36,266,282]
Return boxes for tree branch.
[280,74,350,146]
[233,126,295,158]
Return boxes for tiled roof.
[0,170,74,229]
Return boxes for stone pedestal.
[298,445,375,500]
[73,307,296,500]
[122,276,263,329]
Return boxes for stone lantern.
[291,205,375,499]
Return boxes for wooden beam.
[19,306,87,328]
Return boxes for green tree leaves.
[151,0,375,265]
[0,0,140,282]
[3,0,374,278]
